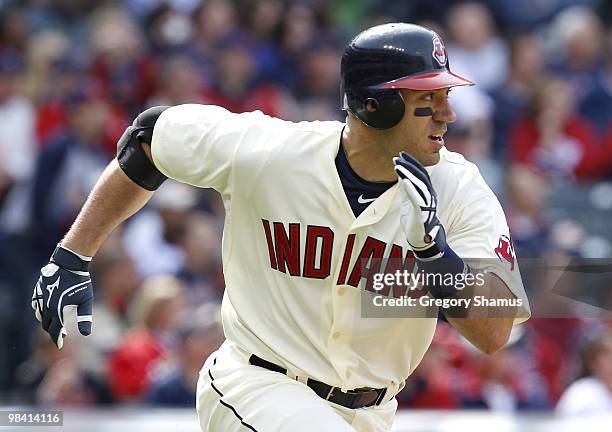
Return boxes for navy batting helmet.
[340,23,473,130]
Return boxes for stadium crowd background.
[0,0,611,416]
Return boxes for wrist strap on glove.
[416,244,470,299]
[410,224,446,261]
[50,244,92,273]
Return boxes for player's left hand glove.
[31,244,94,349]
[394,151,447,261]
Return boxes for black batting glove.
[393,151,447,261]
[31,244,94,349]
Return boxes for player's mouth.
[428,132,445,150]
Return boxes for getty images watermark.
[370,268,494,309]
[360,258,529,318]
[355,256,612,319]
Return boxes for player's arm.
[394,152,517,354]
[440,273,515,354]
[63,106,170,254]
[61,160,154,255]
[31,106,169,348]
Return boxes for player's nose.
[433,99,457,124]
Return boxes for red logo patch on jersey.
[431,32,447,66]
[495,234,515,271]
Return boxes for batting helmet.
[340,23,474,130]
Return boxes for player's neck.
[342,119,398,183]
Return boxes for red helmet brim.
[377,70,474,90]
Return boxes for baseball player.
[32,23,530,431]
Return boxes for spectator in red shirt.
[108,275,185,401]
[509,76,607,180]
[89,6,156,115]
[146,303,225,407]
[397,322,469,409]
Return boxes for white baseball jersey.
[151,104,530,393]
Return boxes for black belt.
[249,354,387,409]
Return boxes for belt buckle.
[347,387,375,409]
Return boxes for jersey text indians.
[261,219,422,298]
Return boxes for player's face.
[392,88,457,166]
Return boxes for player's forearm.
[444,273,515,354]
[61,159,154,256]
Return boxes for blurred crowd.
[1,0,612,415]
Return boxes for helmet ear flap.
[345,89,405,130]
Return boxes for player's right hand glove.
[31,244,94,349]
[394,151,447,261]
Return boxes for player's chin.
[421,152,440,166]
[420,145,442,166]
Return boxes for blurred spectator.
[109,275,185,401]
[192,0,238,47]
[89,5,156,117]
[490,0,600,31]
[122,180,197,278]
[460,326,550,411]
[146,303,224,406]
[529,316,589,402]
[238,0,288,85]
[148,54,205,106]
[548,6,605,100]
[490,31,548,160]
[398,322,467,409]
[365,0,461,27]
[296,38,343,121]
[78,237,141,379]
[23,30,71,107]
[144,3,194,54]
[0,7,30,53]
[24,0,97,47]
[177,213,224,306]
[505,164,552,257]
[275,2,320,91]
[445,2,509,91]
[240,0,285,43]
[446,87,499,192]
[31,29,129,153]
[447,88,495,159]
[34,53,94,146]
[201,35,295,118]
[15,329,112,406]
[581,29,612,136]
[124,0,202,18]
[522,319,569,404]
[187,0,238,83]
[556,333,612,415]
[0,49,36,235]
[401,323,549,411]
[30,89,113,257]
[509,76,607,181]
